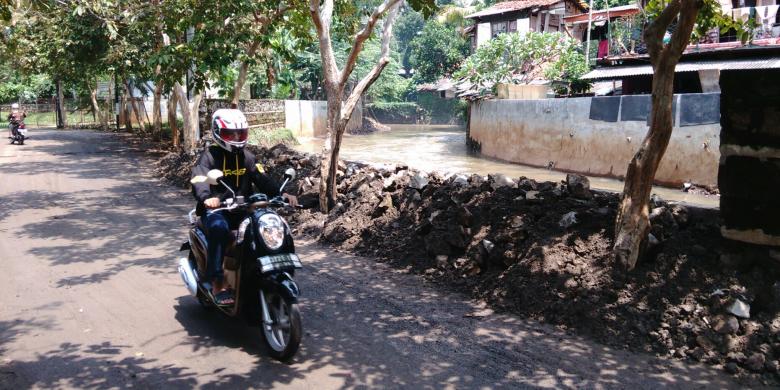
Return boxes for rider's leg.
[202,210,230,295]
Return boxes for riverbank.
[157,143,780,385]
[293,124,720,208]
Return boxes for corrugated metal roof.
[582,57,780,79]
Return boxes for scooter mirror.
[206,169,224,185]
[284,168,296,181]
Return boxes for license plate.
[257,253,302,273]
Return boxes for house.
[563,4,641,60]
[465,0,588,50]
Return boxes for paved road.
[0,130,747,389]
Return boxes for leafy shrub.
[454,32,591,97]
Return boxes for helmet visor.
[219,128,248,143]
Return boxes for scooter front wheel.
[260,290,302,362]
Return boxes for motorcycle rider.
[191,108,298,305]
[8,103,26,139]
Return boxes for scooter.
[8,119,26,145]
[178,167,303,361]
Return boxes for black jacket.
[191,146,280,214]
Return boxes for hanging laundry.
[597,40,609,58]
[755,5,779,29]
[732,7,752,22]
[719,0,733,15]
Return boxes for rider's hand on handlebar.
[282,193,299,207]
[204,197,221,208]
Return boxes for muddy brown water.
[294,124,720,208]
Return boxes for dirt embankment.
[157,143,780,385]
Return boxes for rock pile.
[156,143,780,384]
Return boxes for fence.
[0,102,114,128]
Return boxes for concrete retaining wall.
[468,94,721,187]
[284,100,363,138]
[201,99,363,139]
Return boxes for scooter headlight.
[258,213,285,250]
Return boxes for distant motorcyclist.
[190,108,298,305]
[8,103,26,138]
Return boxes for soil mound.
[156,143,780,383]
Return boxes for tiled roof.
[467,0,585,19]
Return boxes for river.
[293,124,719,208]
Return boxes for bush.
[454,32,591,97]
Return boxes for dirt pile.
[156,143,780,383]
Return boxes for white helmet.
[211,109,249,153]
[11,103,19,109]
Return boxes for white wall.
[469,96,721,186]
[284,100,363,138]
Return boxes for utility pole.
[585,0,595,66]
[114,74,120,131]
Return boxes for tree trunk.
[121,86,132,132]
[174,82,202,150]
[152,83,163,140]
[168,90,180,148]
[318,96,343,212]
[232,41,261,105]
[311,0,402,213]
[266,59,277,91]
[56,79,67,128]
[613,62,676,270]
[124,81,146,133]
[89,87,107,131]
[613,0,702,270]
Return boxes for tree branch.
[667,0,703,57]
[341,0,402,122]
[310,0,340,88]
[643,0,682,64]
[253,2,289,30]
[339,0,403,87]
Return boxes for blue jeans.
[201,210,237,283]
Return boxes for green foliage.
[644,0,754,44]
[0,70,54,103]
[593,0,635,10]
[454,32,590,96]
[394,8,425,72]
[416,91,466,124]
[408,20,469,83]
[354,38,411,102]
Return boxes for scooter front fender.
[264,272,300,304]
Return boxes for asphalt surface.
[0,129,747,389]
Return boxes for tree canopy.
[408,19,469,83]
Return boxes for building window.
[492,21,507,37]
[508,20,517,33]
